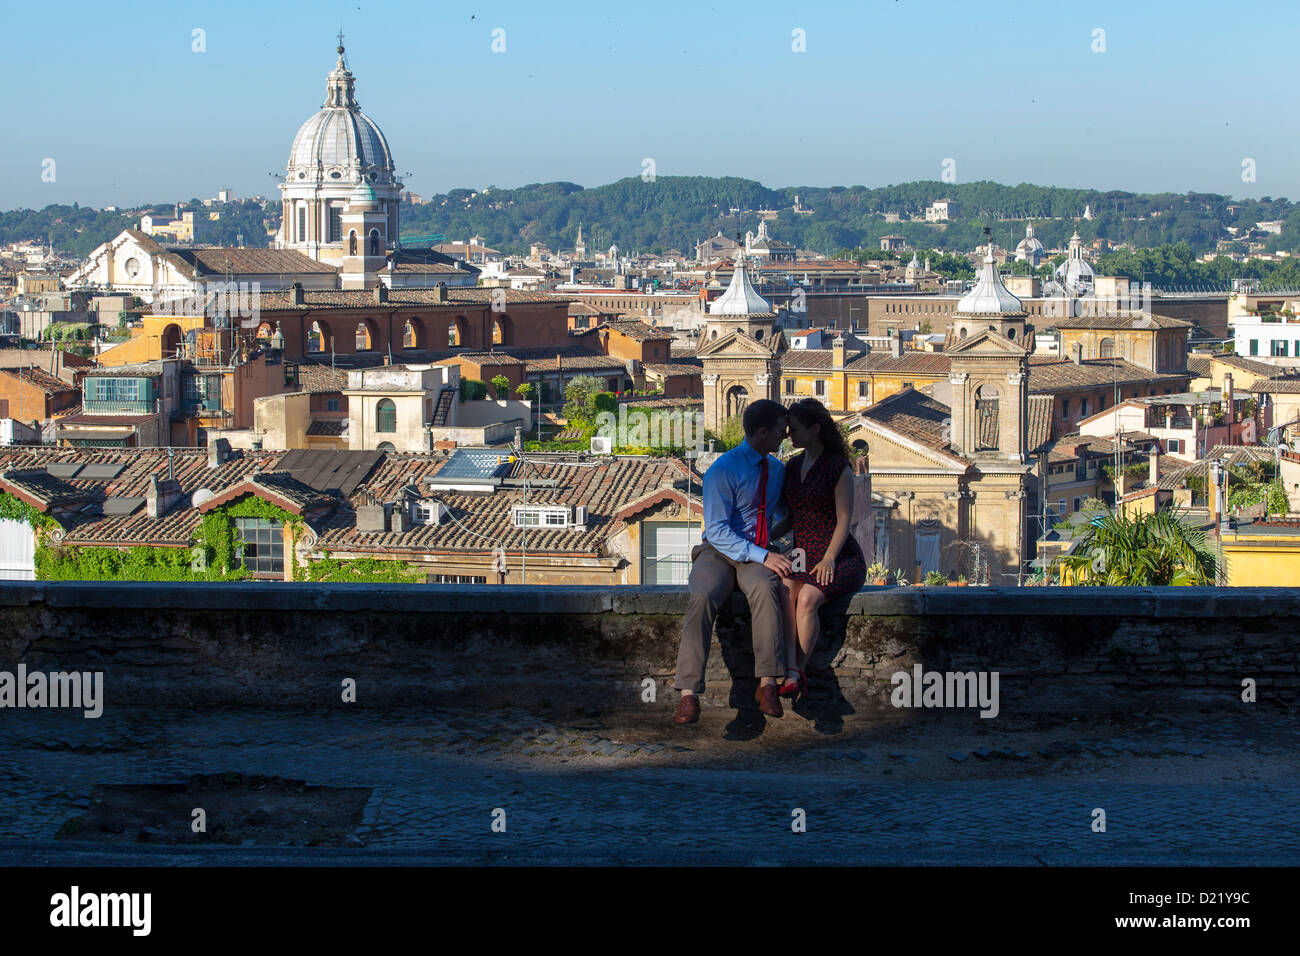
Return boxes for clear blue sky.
[2,0,1296,210]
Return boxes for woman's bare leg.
[795,583,828,672]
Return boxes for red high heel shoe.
[779,668,806,699]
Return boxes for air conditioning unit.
[590,436,613,455]
[573,505,588,527]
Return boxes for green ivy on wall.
[25,492,305,583]
[36,544,210,582]
[306,553,425,584]
[0,491,61,534]
[193,496,303,579]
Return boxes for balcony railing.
[82,398,158,415]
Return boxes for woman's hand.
[813,556,835,587]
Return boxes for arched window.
[348,231,357,256]
[369,230,380,256]
[1099,337,1115,359]
[355,321,374,351]
[376,399,397,433]
[404,321,417,349]
[447,321,459,347]
[376,441,396,453]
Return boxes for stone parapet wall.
[0,584,1295,715]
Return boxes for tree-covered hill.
[402,176,1300,258]
[6,177,1300,262]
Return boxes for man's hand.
[764,551,792,577]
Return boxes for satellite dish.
[191,488,215,508]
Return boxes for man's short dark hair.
[742,399,787,437]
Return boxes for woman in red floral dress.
[777,398,867,699]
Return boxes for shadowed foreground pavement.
[2,705,1296,866]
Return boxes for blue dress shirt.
[701,441,785,563]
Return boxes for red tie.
[753,457,769,549]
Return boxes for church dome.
[286,44,394,182]
[957,245,1024,315]
[710,254,773,316]
[1015,224,1045,261]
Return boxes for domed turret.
[276,37,400,263]
[1054,230,1095,294]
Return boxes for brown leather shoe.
[674,694,700,724]
[755,683,783,717]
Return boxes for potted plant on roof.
[924,570,948,587]
[868,561,889,586]
[953,574,969,587]
[893,567,910,587]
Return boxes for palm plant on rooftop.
[1055,507,1220,586]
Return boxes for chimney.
[207,437,232,469]
[890,330,903,358]
[832,336,846,370]
[1071,342,1083,365]
[1223,373,1234,422]
[434,282,447,303]
[1149,448,1160,487]
[374,284,388,304]
[290,282,305,306]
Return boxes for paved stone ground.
[1,702,1297,865]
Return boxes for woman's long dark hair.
[787,398,849,460]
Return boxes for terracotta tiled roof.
[196,471,335,516]
[1047,312,1191,330]
[1027,394,1054,453]
[306,419,347,436]
[1210,353,1295,379]
[435,352,528,367]
[0,367,77,394]
[0,446,280,545]
[643,363,704,377]
[178,247,337,276]
[292,363,348,393]
[526,354,628,373]
[857,387,957,457]
[85,361,163,378]
[1028,357,1190,393]
[315,452,693,556]
[598,320,672,342]
[1251,379,1300,394]
[0,469,89,511]
[1186,356,1212,378]
[388,260,467,274]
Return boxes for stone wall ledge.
[3,582,1299,618]
[2,583,1297,713]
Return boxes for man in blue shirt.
[675,399,791,723]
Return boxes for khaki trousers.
[674,541,785,694]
